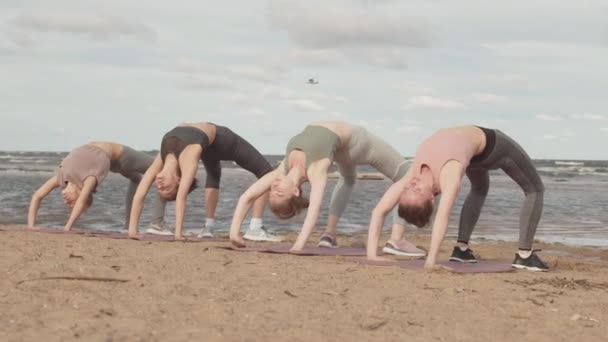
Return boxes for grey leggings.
[331,126,408,227]
[111,146,166,228]
[458,130,544,250]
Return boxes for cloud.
[481,40,604,61]
[538,134,556,140]
[267,1,431,49]
[174,57,283,86]
[601,127,608,133]
[536,131,576,141]
[9,11,157,43]
[175,76,236,91]
[266,0,432,68]
[397,125,421,133]
[287,99,324,112]
[406,96,465,110]
[396,82,435,95]
[470,92,507,103]
[570,113,607,121]
[481,74,534,90]
[535,114,562,122]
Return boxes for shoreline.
[2,224,608,341]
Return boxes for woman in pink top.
[367,126,547,271]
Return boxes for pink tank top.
[57,144,111,190]
[413,129,477,192]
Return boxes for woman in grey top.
[28,142,166,231]
[229,121,424,256]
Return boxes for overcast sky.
[1,0,607,159]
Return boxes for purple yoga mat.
[2,227,226,243]
[352,258,515,274]
[223,243,367,256]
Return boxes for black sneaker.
[449,246,478,263]
[512,250,549,272]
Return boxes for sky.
[0,0,607,159]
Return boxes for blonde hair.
[270,188,309,219]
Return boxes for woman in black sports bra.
[128,122,280,241]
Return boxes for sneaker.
[512,250,549,272]
[197,226,214,239]
[317,234,337,248]
[382,240,426,257]
[145,223,173,236]
[243,227,284,242]
[449,246,478,263]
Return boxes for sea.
[0,151,607,248]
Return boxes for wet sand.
[1,224,607,342]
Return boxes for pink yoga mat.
[351,258,515,274]
[222,244,367,256]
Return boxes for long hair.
[397,199,434,228]
[162,179,198,201]
[270,186,309,219]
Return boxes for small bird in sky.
[306,78,319,85]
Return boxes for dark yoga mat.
[352,258,515,273]
[223,243,367,256]
[2,227,226,242]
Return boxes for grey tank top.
[285,125,341,172]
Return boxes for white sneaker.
[145,223,173,236]
[243,227,284,242]
[197,226,214,239]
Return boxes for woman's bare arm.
[128,154,163,237]
[229,169,278,247]
[27,176,60,228]
[290,159,330,252]
[64,176,97,231]
[424,161,463,269]
[366,176,409,260]
[174,146,200,239]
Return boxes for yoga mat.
[1,227,226,242]
[223,244,367,256]
[352,258,515,274]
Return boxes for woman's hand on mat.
[230,235,246,248]
[367,255,393,262]
[424,261,452,272]
[289,241,305,253]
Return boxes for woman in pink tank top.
[367,125,548,272]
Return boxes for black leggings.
[202,126,273,188]
[458,129,544,250]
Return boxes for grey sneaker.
[382,240,426,257]
[145,223,173,236]
[197,226,214,239]
[317,234,337,248]
[243,227,283,242]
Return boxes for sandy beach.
[1,225,607,342]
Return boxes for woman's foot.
[317,233,337,248]
[382,239,426,257]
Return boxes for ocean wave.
[0,167,55,174]
[537,166,608,177]
[555,161,585,166]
